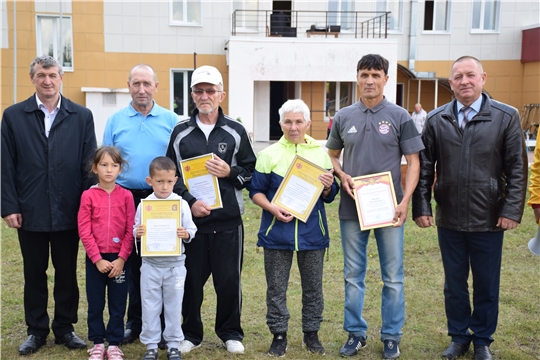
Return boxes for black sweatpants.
[181,225,244,345]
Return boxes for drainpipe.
[13,0,16,103]
[59,0,63,93]
[407,0,436,107]
[408,0,417,74]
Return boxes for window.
[328,0,355,31]
[472,0,500,32]
[424,0,451,32]
[376,0,402,32]
[233,0,258,31]
[172,70,195,117]
[170,0,201,26]
[326,81,354,117]
[36,15,73,71]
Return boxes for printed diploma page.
[352,171,398,230]
[271,155,327,222]
[180,153,223,210]
[141,199,182,257]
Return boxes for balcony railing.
[232,10,389,39]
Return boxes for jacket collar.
[278,134,320,148]
[189,107,226,127]
[442,92,492,122]
[24,93,74,114]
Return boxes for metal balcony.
[232,10,390,39]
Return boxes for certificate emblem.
[218,143,227,153]
[145,205,153,211]
[296,163,303,169]
[184,165,191,172]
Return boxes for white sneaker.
[178,340,200,354]
[224,340,245,354]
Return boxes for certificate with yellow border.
[141,199,182,257]
[180,153,223,210]
[352,171,398,230]
[271,155,327,223]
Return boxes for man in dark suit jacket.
[1,55,97,355]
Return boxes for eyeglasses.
[192,88,221,96]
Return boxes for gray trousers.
[264,248,325,334]
[140,263,186,349]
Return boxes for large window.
[328,0,355,31]
[172,70,195,117]
[424,0,451,32]
[36,15,73,71]
[472,0,500,32]
[233,0,258,31]
[326,81,354,118]
[377,0,402,32]
[170,0,201,26]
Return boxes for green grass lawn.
[1,190,539,359]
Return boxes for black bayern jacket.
[412,93,527,232]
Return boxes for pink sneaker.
[107,345,124,360]
[88,344,106,360]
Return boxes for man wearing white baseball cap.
[166,65,256,355]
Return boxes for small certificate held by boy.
[141,199,183,257]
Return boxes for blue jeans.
[341,220,405,342]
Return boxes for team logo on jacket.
[218,143,227,153]
[378,120,391,134]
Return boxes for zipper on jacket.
[318,210,326,237]
[294,218,299,251]
[107,193,111,254]
[265,216,277,236]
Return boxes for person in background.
[412,56,527,360]
[327,111,334,140]
[326,54,423,360]
[167,65,256,355]
[102,64,179,346]
[248,99,338,357]
[411,103,427,134]
[134,156,197,360]
[78,146,135,360]
[1,55,96,355]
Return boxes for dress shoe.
[122,328,140,344]
[18,335,46,355]
[474,345,493,360]
[54,331,87,349]
[442,341,470,359]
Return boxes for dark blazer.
[412,93,527,231]
[1,94,97,232]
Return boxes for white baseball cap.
[191,66,223,87]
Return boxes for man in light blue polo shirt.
[327,54,423,359]
[102,64,178,346]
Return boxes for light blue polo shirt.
[102,101,179,190]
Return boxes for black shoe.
[54,331,86,349]
[142,348,159,360]
[383,340,400,359]
[268,332,287,357]
[442,342,470,359]
[167,347,182,360]
[474,345,493,360]
[122,328,140,344]
[339,334,367,356]
[18,335,47,355]
[303,331,325,355]
[158,334,167,350]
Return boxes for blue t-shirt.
[103,101,179,189]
